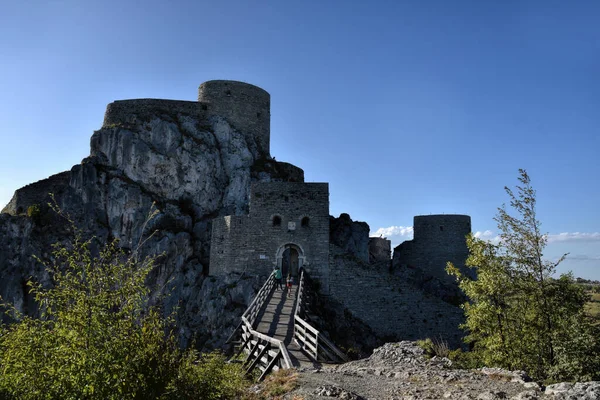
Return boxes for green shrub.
[26,204,41,223]
[0,214,250,399]
[447,348,485,370]
[416,337,450,358]
[163,351,247,400]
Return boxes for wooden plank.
[243,341,261,367]
[235,335,252,358]
[278,343,293,369]
[295,316,319,335]
[226,320,243,344]
[301,338,318,355]
[320,334,350,362]
[246,342,270,374]
[319,345,336,362]
[258,352,281,382]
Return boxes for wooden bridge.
[228,270,349,380]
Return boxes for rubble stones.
[283,341,599,400]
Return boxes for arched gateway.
[276,243,305,278]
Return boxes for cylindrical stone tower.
[198,80,270,156]
[412,214,472,281]
[413,214,471,244]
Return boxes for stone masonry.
[210,182,330,292]
[394,215,471,284]
[2,172,70,215]
[328,245,464,346]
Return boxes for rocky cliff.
[0,91,303,349]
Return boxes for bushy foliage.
[0,211,249,399]
[26,204,41,219]
[416,337,450,358]
[447,170,600,382]
[164,351,247,400]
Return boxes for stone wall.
[102,80,270,158]
[103,99,200,128]
[2,171,71,215]
[328,245,464,347]
[210,182,330,292]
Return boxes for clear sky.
[1,1,599,279]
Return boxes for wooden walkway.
[255,284,318,368]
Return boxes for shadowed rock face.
[1,101,303,350]
[330,213,370,263]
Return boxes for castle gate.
[276,243,304,278]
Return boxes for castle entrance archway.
[276,243,305,278]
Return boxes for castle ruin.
[210,182,331,292]
[2,79,471,347]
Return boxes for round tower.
[411,214,472,282]
[198,80,270,156]
[413,215,471,244]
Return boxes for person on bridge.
[274,266,283,291]
[286,274,294,297]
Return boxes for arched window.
[272,215,282,227]
[301,216,310,227]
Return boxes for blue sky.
[1,1,599,279]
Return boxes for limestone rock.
[283,340,585,400]
[330,213,369,262]
[545,381,600,399]
[0,96,301,349]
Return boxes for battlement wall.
[103,99,200,127]
[1,171,71,215]
[249,182,329,217]
[210,215,250,276]
[101,80,271,156]
[328,245,464,346]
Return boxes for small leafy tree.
[447,169,600,382]
[0,207,248,399]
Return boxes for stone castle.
[1,80,471,348]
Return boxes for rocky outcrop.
[282,341,600,399]
[0,99,302,349]
[329,213,369,263]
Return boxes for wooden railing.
[228,271,292,380]
[236,315,292,381]
[293,270,349,363]
[242,271,277,327]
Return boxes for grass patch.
[585,291,600,320]
[244,368,299,400]
[416,337,450,358]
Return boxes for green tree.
[0,210,248,399]
[447,169,600,382]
